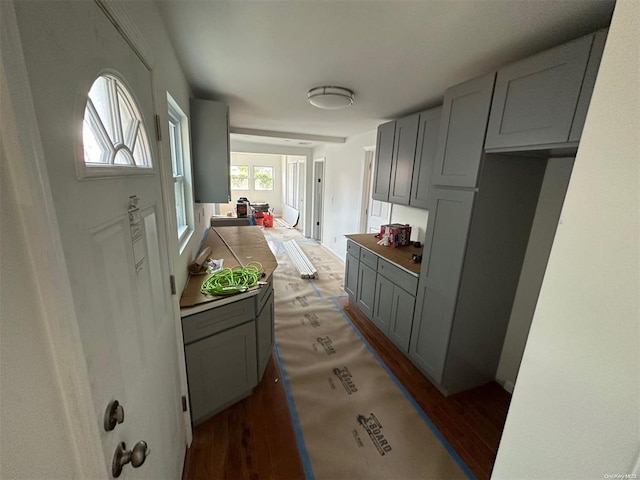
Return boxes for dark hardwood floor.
[183,298,511,480]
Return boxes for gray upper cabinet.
[372,120,396,201]
[190,98,231,203]
[485,31,605,150]
[432,73,496,188]
[388,113,420,205]
[410,107,442,209]
[569,29,608,142]
[409,187,475,383]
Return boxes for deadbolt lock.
[104,400,125,432]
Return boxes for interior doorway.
[312,158,325,241]
[360,148,391,234]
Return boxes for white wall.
[0,114,76,480]
[313,130,377,260]
[493,1,640,477]
[390,204,429,243]
[495,157,574,392]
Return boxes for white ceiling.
[156,0,614,144]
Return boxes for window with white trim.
[83,74,152,168]
[167,94,193,247]
[230,165,250,190]
[253,166,274,190]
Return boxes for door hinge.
[170,275,176,295]
[155,114,162,141]
[316,221,320,226]
[181,395,187,412]
[317,178,321,183]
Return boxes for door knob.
[104,400,125,431]
[112,441,150,477]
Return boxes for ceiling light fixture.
[307,86,355,110]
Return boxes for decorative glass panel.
[82,74,152,169]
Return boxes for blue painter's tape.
[307,279,322,298]
[327,296,477,480]
[273,342,316,480]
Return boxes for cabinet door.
[388,287,416,354]
[409,188,475,384]
[256,290,274,381]
[485,34,593,149]
[372,121,396,201]
[432,73,495,188]
[569,29,607,142]
[190,98,231,203]
[356,262,377,319]
[185,321,257,424]
[388,113,420,205]
[410,107,442,209]
[344,253,359,300]
[372,274,393,334]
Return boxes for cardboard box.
[380,223,411,248]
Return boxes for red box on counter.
[380,223,412,248]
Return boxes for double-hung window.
[167,94,193,249]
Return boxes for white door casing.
[362,148,391,234]
[13,1,185,478]
[312,158,325,241]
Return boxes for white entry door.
[15,2,185,478]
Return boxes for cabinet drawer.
[182,297,255,345]
[346,240,361,259]
[359,248,379,270]
[377,258,418,295]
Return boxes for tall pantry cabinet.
[408,29,606,395]
[409,72,547,395]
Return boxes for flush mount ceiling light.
[307,86,354,110]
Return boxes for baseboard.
[503,380,515,394]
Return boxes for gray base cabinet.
[372,274,393,333]
[345,244,418,354]
[185,321,257,425]
[387,285,416,354]
[344,252,359,300]
[256,289,274,381]
[485,31,606,150]
[409,188,475,383]
[356,262,377,319]
[182,281,275,425]
[410,157,546,395]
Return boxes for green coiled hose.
[200,262,263,296]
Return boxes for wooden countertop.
[345,234,423,276]
[180,226,278,312]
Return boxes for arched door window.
[82,74,152,169]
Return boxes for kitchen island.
[180,226,278,424]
